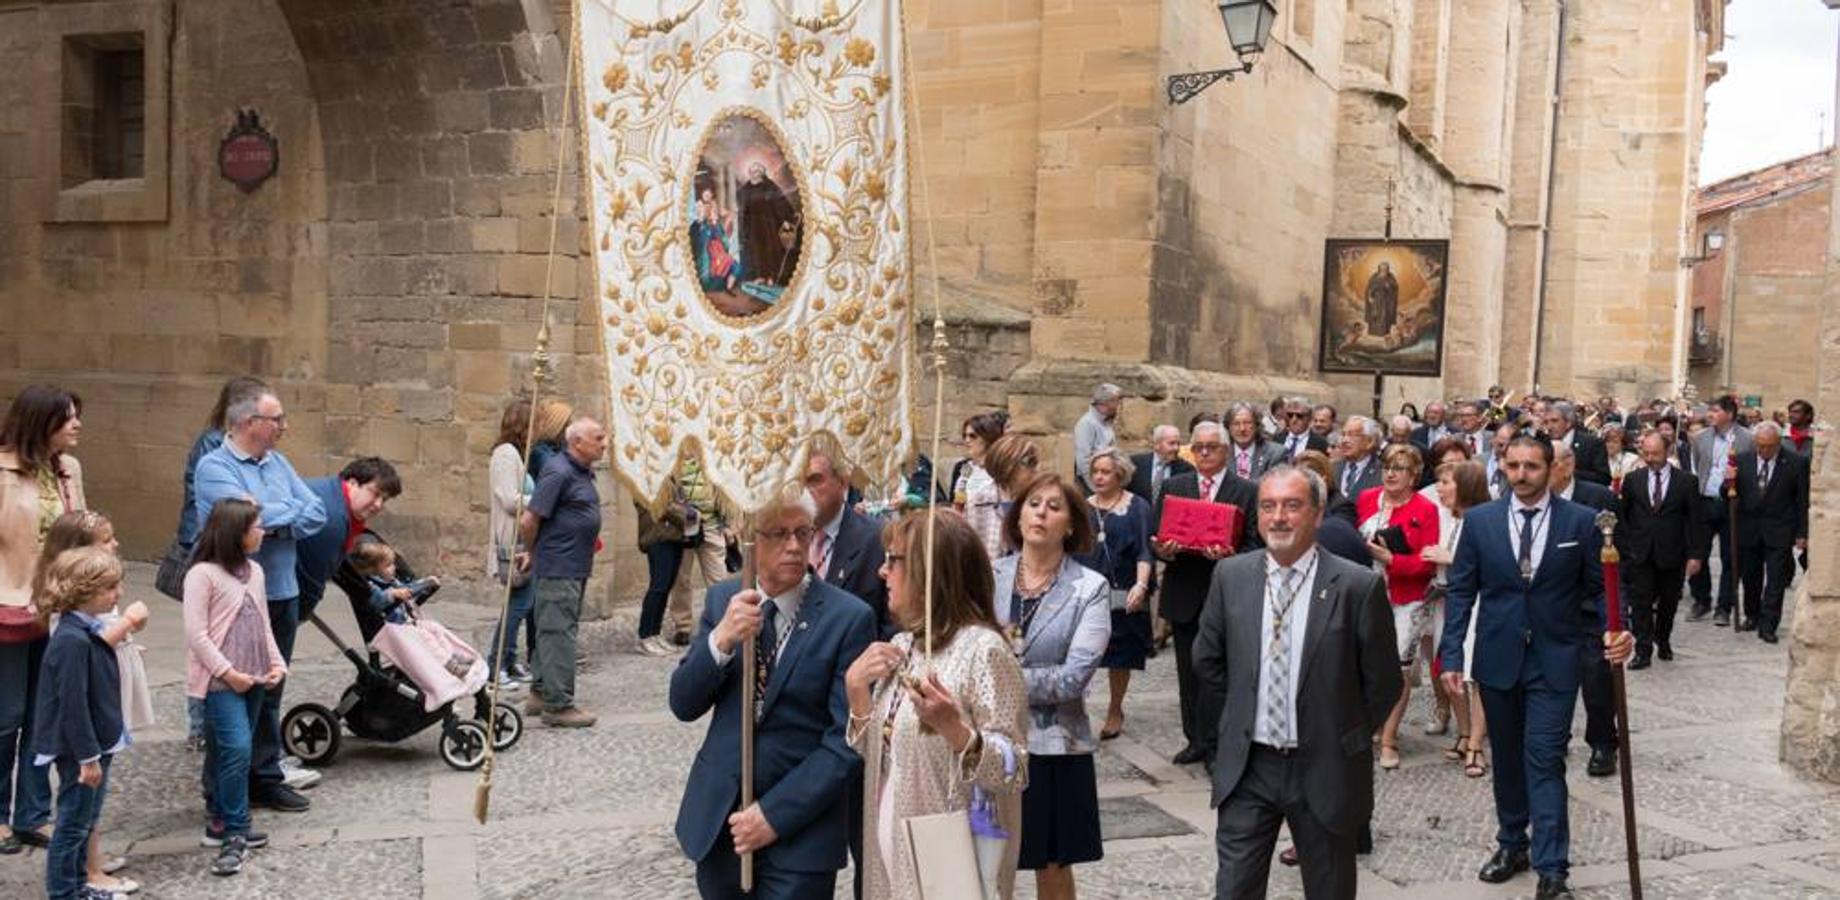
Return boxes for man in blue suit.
[1440,436,1633,900]
[670,488,876,898]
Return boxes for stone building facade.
[0,0,1723,611]
[1688,149,1831,411]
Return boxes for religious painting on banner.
[1316,239,1449,377]
[578,0,913,514]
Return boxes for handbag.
[904,810,986,899]
[0,605,47,644]
[154,538,192,600]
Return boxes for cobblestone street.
[3,563,1837,899]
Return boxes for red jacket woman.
[1355,477,1440,605]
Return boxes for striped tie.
[1265,567,1300,746]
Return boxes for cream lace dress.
[848,626,1029,900]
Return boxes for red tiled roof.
[1696,149,1833,216]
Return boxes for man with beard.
[1439,437,1634,899]
[737,161,802,287]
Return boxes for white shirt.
[707,576,809,667]
[1703,428,1737,497]
[1195,467,1227,502]
[1645,465,1669,505]
[1253,547,1320,748]
[1507,492,1553,577]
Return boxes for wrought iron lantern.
[1166,0,1278,105]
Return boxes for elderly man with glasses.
[669,485,876,899]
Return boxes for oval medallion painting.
[689,113,806,319]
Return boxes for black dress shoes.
[1657,640,1674,661]
[1629,653,1652,670]
[1736,618,1757,633]
[1172,744,1208,765]
[1587,746,1616,777]
[1712,610,1731,627]
[1477,846,1531,883]
[1761,629,1780,644]
[1536,874,1573,898]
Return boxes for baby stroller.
[280,532,523,771]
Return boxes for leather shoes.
[1713,610,1731,627]
[1628,653,1652,670]
[1536,874,1573,898]
[1657,640,1674,661]
[1761,629,1780,644]
[1477,846,1531,883]
[1172,744,1208,765]
[1736,618,1757,632]
[1587,746,1616,777]
[1686,605,1710,622]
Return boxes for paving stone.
[1574,863,1832,899]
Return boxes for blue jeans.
[46,755,110,900]
[489,580,536,672]
[203,687,265,834]
[637,540,684,640]
[250,596,298,792]
[0,638,51,831]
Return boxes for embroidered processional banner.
[578,0,913,513]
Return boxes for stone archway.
[273,0,602,583]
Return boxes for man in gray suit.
[1193,466,1402,899]
[1685,394,1754,624]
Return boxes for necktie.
[1651,468,1665,510]
[754,600,780,716]
[1200,475,1215,501]
[1153,461,1166,495]
[1342,463,1359,498]
[809,529,830,574]
[1265,567,1301,746]
[1518,508,1539,580]
[1236,448,1251,478]
[1287,435,1301,460]
[1759,459,1771,491]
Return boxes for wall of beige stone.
[0,0,330,555]
[1782,144,1840,782]
[1537,0,1706,401]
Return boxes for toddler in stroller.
[348,542,487,712]
[281,533,522,772]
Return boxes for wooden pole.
[739,532,758,892]
[1595,511,1643,899]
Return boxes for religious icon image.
[688,112,806,318]
[1317,238,1449,376]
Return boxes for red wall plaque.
[219,109,278,193]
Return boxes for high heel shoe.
[1442,735,1468,762]
[1379,743,1401,770]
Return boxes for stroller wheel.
[490,702,524,752]
[439,720,490,771]
[281,703,342,767]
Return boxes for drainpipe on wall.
[1530,0,1568,390]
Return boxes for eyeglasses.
[1191,442,1224,452]
[250,414,288,426]
[758,526,816,545]
[883,553,905,567]
[1284,412,1308,419]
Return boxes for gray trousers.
[1215,745,1356,900]
[532,578,585,711]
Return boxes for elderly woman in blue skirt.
[993,473,1111,900]
[1074,448,1154,741]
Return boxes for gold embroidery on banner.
[584,0,910,512]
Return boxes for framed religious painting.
[685,110,808,320]
[1316,238,1449,377]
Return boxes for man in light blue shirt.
[192,388,325,813]
[1073,383,1122,493]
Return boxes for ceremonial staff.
[1726,445,1741,637]
[1595,510,1643,899]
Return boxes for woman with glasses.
[993,474,1109,900]
[1356,442,1440,770]
[846,512,1028,900]
[949,412,1007,511]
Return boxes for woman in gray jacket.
[992,473,1111,900]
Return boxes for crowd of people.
[0,374,1815,900]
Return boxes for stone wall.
[0,0,330,554]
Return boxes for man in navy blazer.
[670,490,876,899]
[804,451,892,639]
[1440,436,1633,900]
